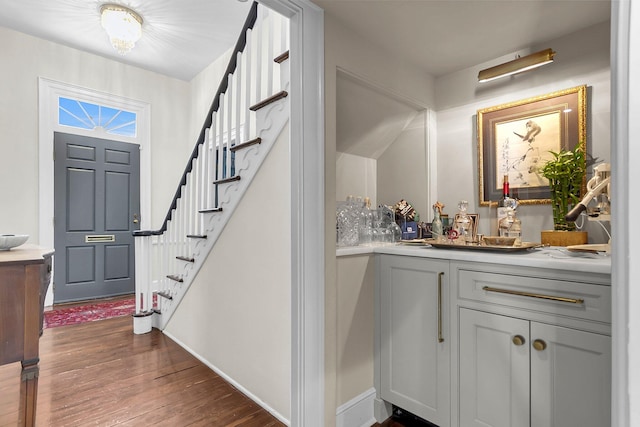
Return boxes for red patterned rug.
[44,297,136,329]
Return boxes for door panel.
[379,256,450,425]
[530,323,611,427]
[54,132,140,303]
[67,168,96,230]
[459,308,530,427]
[105,171,130,230]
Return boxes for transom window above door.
[58,97,137,137]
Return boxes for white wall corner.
[336,388,377,427]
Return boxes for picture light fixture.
[478,48,556,83]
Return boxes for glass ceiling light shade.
[478,48,556,83]
[100,4,143,55]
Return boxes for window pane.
[59,97,137,137]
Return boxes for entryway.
[53,132,140,303]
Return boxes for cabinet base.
[392,406,438,427]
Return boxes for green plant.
[539,142,586,231]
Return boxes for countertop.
[337,243,611,275]
[0,244,54,265]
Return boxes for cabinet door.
[459,308,530,427]
[379,256,449,426]
[530,323,611,427]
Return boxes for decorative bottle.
[498,206,522,245]
[454,200,472,243]
[497,174,516,233]
[358,197,374,245]
[431,204,443,241]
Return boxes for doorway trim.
[38,77,151,306]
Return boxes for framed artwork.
[477,85,587,206]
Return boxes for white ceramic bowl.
[0,234,29,250]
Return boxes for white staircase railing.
[133,2,290,333]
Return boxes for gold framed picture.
[477,85,587,206]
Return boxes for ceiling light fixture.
[478,48,556,83]
[100,4,143,55]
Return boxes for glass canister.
[453,200,473,243]
[498,206,522,245]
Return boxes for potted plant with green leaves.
[539,141,588,245]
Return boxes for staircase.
[133,2,290,333]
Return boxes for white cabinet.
[529,321,610,427]
[459,309,610,427]
[454,262,611,427]
[374,253,611,427]
[458,309,530,427]
[377,255,450,426]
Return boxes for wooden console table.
[0,245,53,427]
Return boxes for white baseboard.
[162,330,290,426]
[336,388,377,427]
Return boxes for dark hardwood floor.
[0,315,284,426]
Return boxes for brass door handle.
[512,335,526,346]
[133,214,139,224]
[533,339,547,351]
[437,272,444,343]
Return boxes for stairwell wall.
[163,122,291,423]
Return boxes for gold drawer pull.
[482,286,584,304]
[437,272,444,343]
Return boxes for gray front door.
[53,132,140,303]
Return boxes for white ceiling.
[0,1,611,82]
[314,0,611,78]
[0,0,253,81]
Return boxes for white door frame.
[611,1,634,426]
[261,0,325,425]
[38,77,151,306]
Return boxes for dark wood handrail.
[134,1,258,237]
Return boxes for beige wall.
[336,255,375,405]
[435,21,611,242]
[164,123,291,421]
[0,26,192,238]
[324,10,437,425]
[377,111,429,220]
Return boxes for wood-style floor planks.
[0,315,284,427]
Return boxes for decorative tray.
[399,239,430,246]
[425,239,542,252]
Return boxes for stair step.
[274,51,289,63]
[199,207,223,214]
[250,90,288,111]
[176,256,195,263]
[213,175,241,185]
[187,234,207,239]
[156,291,173,300]
[230,137,262,152]
[167,275,183,283]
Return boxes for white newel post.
[133,234,153,334]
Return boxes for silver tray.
[425,239,542,252]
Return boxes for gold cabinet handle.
[512,335,526,346]
[482,286,584,304]
[437,272,444,343]
[533,339,547,351]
